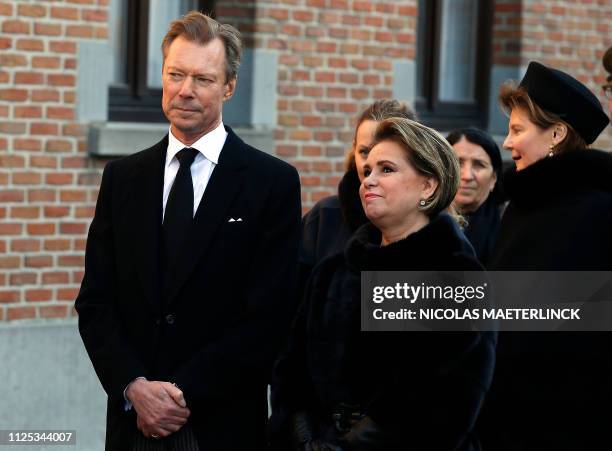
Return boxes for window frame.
[415,0,493,130]
[108,0,216,122]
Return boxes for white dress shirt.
[162,121,228,221]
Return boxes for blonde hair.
[499,82,587,153]
[346,99,417,172]
[162,11,242,83]
[373,117,462,222]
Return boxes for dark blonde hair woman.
[271,118,495,451]
[478,62,611,451]
[300,100,416,278]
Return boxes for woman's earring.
[548,143,555,157]
[419,199,426,206]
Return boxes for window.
[416,0,493,130]
[108,0,216,122]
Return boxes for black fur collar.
[345,214,479,271]
[504,149,612,207]
[338,169,369,232]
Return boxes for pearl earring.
[419,199,426,206]
[548,143,555,158]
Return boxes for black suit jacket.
[76,127,302,450]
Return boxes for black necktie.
[163,147,199,267]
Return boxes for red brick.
[339,73,359,84]
[40,304,69,318]
[293,10,314,21]
[0,106,8,117]
[0,291,20,303]
[45,173,73,185]
[75,206,95,217]
[17,4,46,17]
[0,123,26,134]
[2,20,30,34]
[11,239,40,252]
[44,239,70,251]
[0,89,28,101]
[0,256,20,269]
[10,273,37,285]
[319,12,340,24]
[48,73,76,86]
[44,206,70,218]
[47,107,75,120]
[14,138,43,151]
[302,116,323,127]
[46,140,73,152]
[35,23,62,36]
[329,58,348,68]
[42,272,70,284]
[26,289,52,302]
[64,59,76,70]
[94,26,107,39]
[31,156,57,169]
[62,123,85,136]
[27,223,55,235]
[78,173,101,186]
[267,8,289,20]
[302,145,322,156]
[32,56,61,69]
[72,270,84,284]
[14,72,44,85]
[25,255,52,267]
[50,6,79,20]
[306,26,325,38]
[0,155,25,168]
[0,190,25,202]
[0,2,13,15]
[61,190,87,202]
[58,287,80,301]
[17,38,45,51]
[289,129,312,141]
[28,189,56,202]
[49,40,76,53]
[31,122,59,135]
[277,145,298,157]
[11,207,39,219]
[0,71,8,83]
[14,106,43,118]
[8,306,36,320]
[12,172,42,185]
[0,37,11,49]
[59,255,84,266]
[32,89,60,102]
[316,42,337,53]
[327,87,347,98]
[66,25,93,38]
[0,223,22,234]
[60,222,86,234]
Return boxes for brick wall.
[217,0,418,210]
[0,0,108,321]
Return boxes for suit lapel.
[130,137,167,313]
[163,127,249,305]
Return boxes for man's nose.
[178,77,195,97]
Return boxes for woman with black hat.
[478,61,611,450]
[446,128,504,267]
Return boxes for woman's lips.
[364,193,382,200]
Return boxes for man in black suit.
[75,12,301,451]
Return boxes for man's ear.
[224,76,237,101]
[422,176,438,200]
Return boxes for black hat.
[519,61,609,144]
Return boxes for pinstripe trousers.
[131,424,199,451]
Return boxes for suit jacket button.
[165,314,175,325]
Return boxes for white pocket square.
[228,217,243,222]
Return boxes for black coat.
[75,127,301,450]
[272,214,496,451]
[463,195,503,268]
[478,149,612,450]
[300,169,368,280]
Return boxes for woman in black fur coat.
[271,118,496,451]
[477,62,611,450]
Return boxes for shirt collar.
[166,121,228,166]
